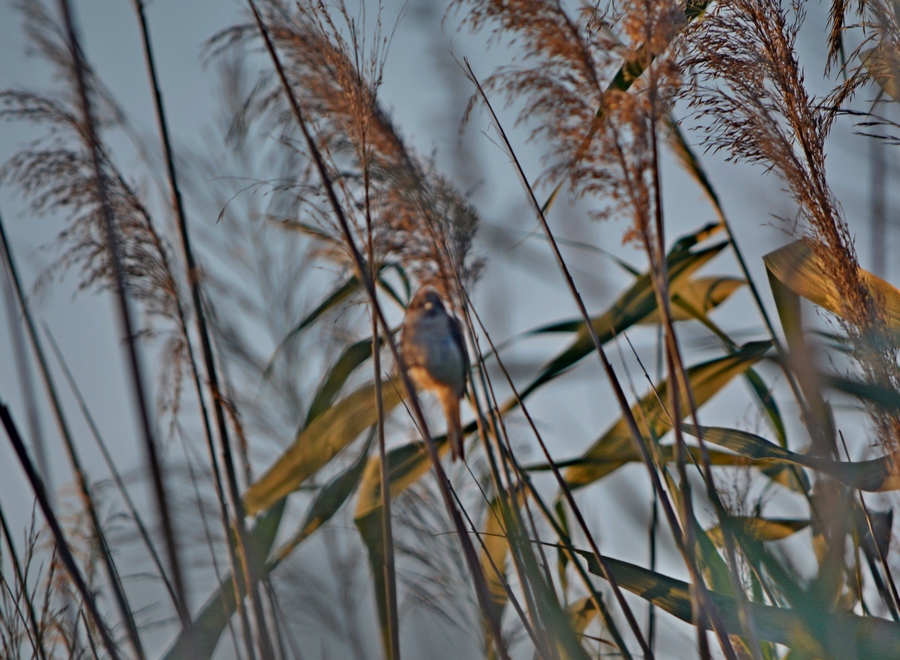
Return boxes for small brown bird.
[400,286,469,461]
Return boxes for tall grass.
[2,0,900,657]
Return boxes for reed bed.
[2,0,900,657]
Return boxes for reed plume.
[680,0,900,453]
[209,0,482,303]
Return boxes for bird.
[400,286,469,461]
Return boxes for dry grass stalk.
[5,0,900,656]
[680,0,900,454]
[209,0,481,304]
[0,2,190,424]
[455,0,748,643]
[457,0,683,246]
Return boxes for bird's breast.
[403,319,466,394]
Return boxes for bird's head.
[408,286,446,318]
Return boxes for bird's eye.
[424,301,434,311]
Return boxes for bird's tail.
[442,394,464,462]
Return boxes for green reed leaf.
[562,340,772,489]
[245,379,403,515]
[514,235,728,402]
[682,424,900,492]
[574,549,900,656]
[162,501,286,659]
[305,335,383,425]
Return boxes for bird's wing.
[449,315,469,395]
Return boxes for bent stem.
[246,2,509,656]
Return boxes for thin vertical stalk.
[245,4,508,656]
[413,174,555,654]
[55,0,190,624]
[2,261,48,487]
[264,579,290,660]
[0,505,47,660]
[0,404,120,659]
[450,487,551,660]
[464,375,555,659]
[647,95,710,660]
[647,323,664,652]
[0,217,145,658]
[463,57,746,657]
[177,433,246,658]
[129,1,272,655]
[647,489,658,650]
[462,292,635,658]
[80,608,100,658]
[653,81,768,660]
[838,434,900,614]
[645,23,756,657]
[461,281,648,659]
[364,155,400,660]
[42,327,180,614]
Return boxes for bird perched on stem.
[401,286,469,461]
